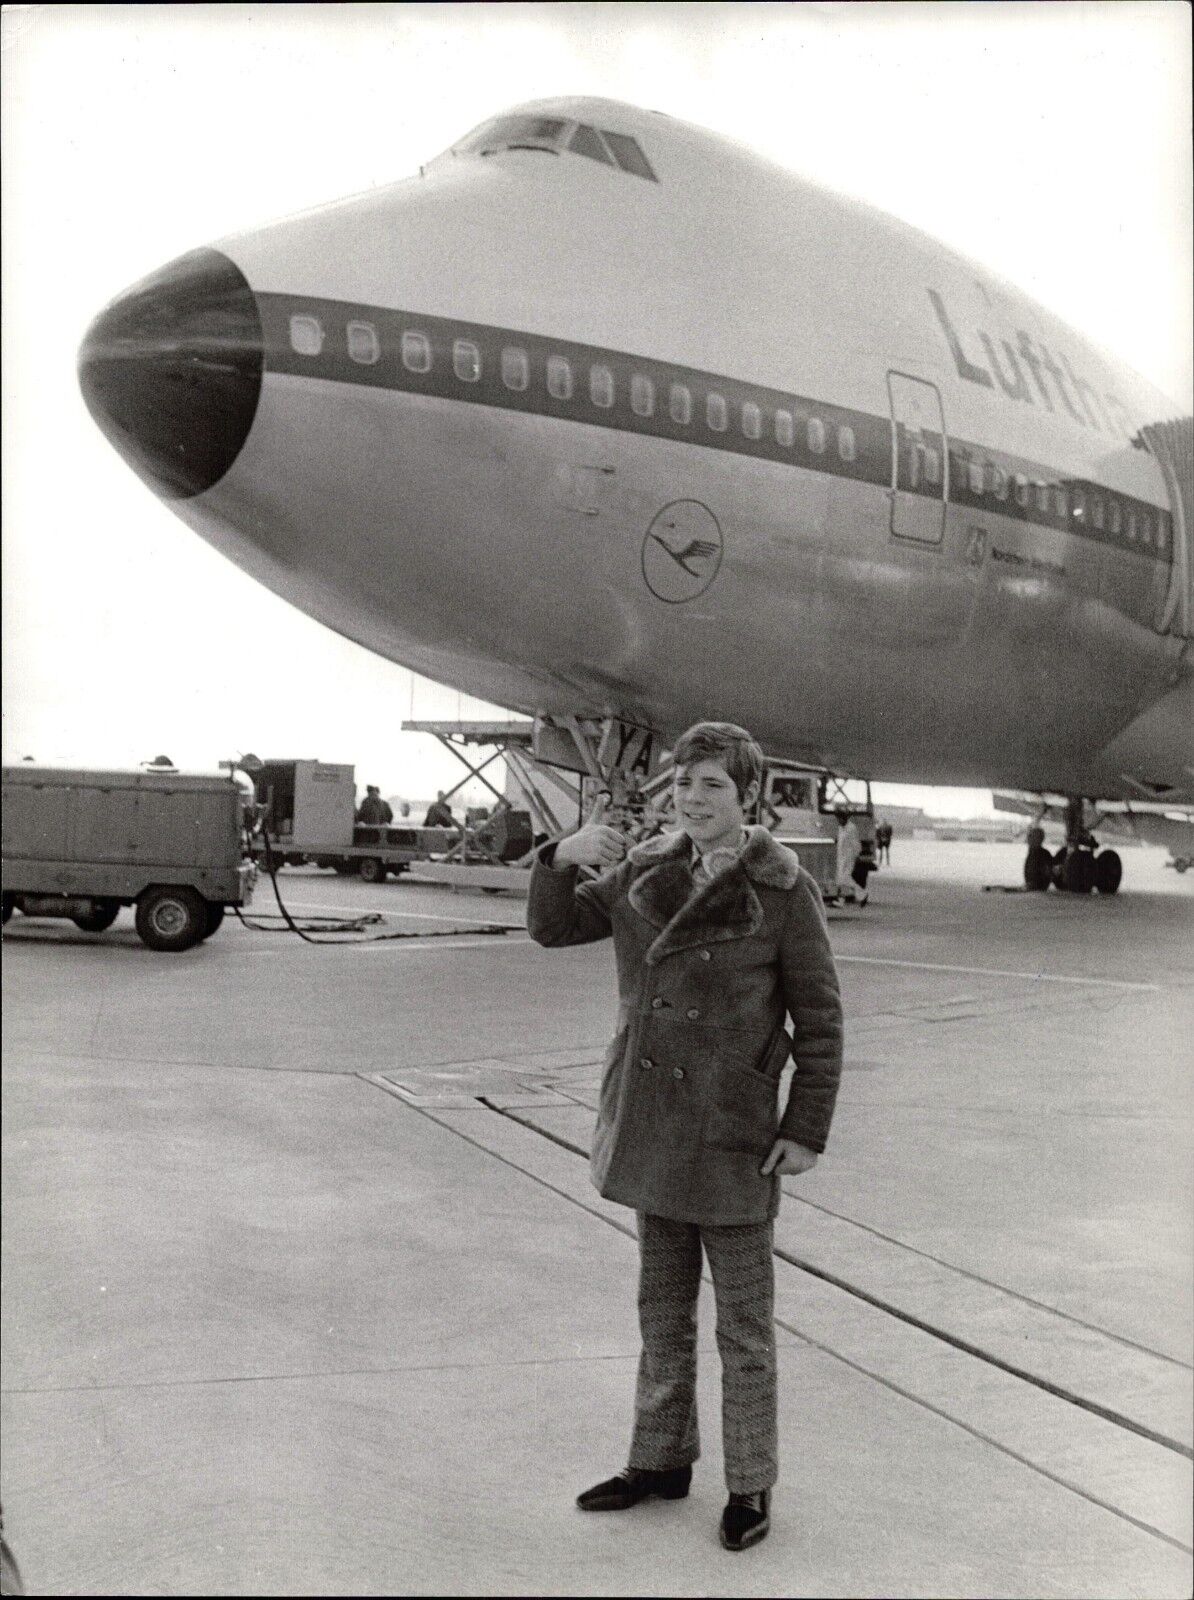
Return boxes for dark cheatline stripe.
[257,291,1172,566]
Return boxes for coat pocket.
[702,1060,780,1156]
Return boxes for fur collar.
[626,827,801,966]
[628,825,801,888]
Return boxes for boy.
[528,722,843,1551]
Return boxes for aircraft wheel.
[135,885,207,952]
[1093,851,1122,895]
[1024,845,1052,891]
[1175,858,1189,874]
[72,899,120,932]
[1061,849,1096,895]
[358,857,387,884]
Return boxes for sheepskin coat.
[528,826,843,1225]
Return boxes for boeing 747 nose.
[78,247,263,500]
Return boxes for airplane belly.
[169,377,862,742]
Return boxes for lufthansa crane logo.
[642,500,724,604]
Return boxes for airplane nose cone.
[78,247,263,500]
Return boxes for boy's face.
[673,756,757,849]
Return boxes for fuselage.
[78,96,1193,802]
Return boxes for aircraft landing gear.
[1023,800,1122,895]
[1023,826,1052,891]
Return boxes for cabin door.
[887,372,948,545]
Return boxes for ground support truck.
[2,766,255,951]
[246,759,465,882]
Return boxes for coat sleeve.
[526,843,624,947]
[776,869,844,1152]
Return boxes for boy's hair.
[671,722,764,802]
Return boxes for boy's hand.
[760,1138,818,1177]
[552,793,628,871]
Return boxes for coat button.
[686,1008,700,1020]
[651,997,665,1009]
[699,949,712,961]
[672,1067,685,1080]
[639,1058,654,1070]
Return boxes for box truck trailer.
[2,765,255,951]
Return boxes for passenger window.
[1158,522,1169,550]
[1072,488,1086,521]
[630,373,654,417]
[600,131,657,182]
[838,424,856,462]
[742,401,762,440]
[289,314,323,357]
[402,330,432,373]
[1035,482,1049,512]
[774,409,795,448]
[1054,486,1067,518]
[501,346,529,391]
[347,321,379,365]
[590,364,615,408]
[1092,495,1105,531]
[669,383,692,425]
[706,392,728,432]
[1014,473,1029,507]
[568,123,614,166]
[992,465,1008,501]
[1127,509,1137,541]
[1109,500,1122,535]
[807,417,826,454]
[453,339,481,383]
[1141,513,1153,546]
[969,460,985,494]
[547,355,573,400]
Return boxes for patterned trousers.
[627,1212,778,1493]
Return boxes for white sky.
[2,2,1191,815]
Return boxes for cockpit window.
[457,116,657,182]
[569,123,614,166]
[462,116,567,156]
[601,130,657,182]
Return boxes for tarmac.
[2,840,1191,1597]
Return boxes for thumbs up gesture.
[553,791,628,871]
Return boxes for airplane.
[77,95,1192,894]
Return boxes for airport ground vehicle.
[248,758,468,881]
[1,765,255,950]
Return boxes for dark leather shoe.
[576,1464,692,1511]
[719,1488,771,1550]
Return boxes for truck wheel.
[72,899,120,933]
[359,857,387,884]
[1,894,13,925]
[202,902,226,938]
[135,886,207,952]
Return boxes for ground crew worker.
[834,806,866,905]
[356,786,392,826]
[423,791,456,827]
[528,721,843,1552]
